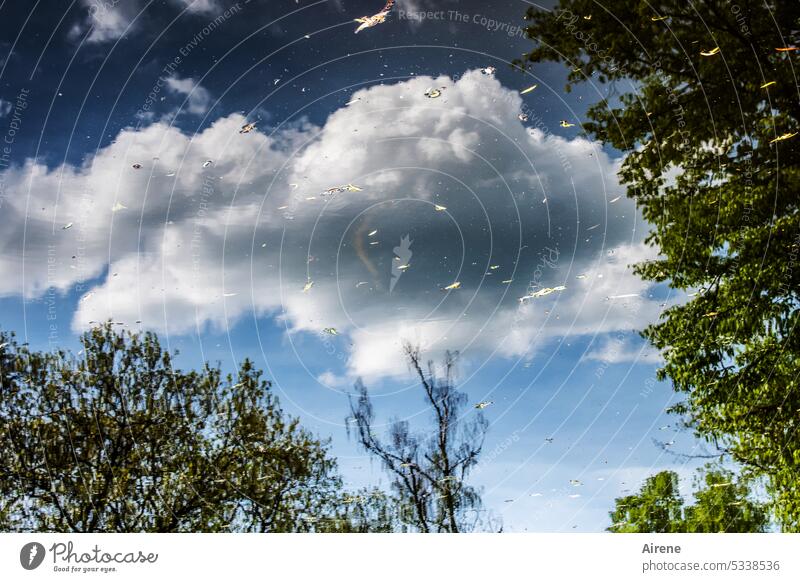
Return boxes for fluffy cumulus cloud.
[0,70,663,380]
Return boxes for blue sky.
[0,0,713,531]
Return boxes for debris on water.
[353,0,395,34]
[322,183,362,198]
[519,286,566,302]
[769,132,798,144]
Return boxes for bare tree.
[348,344,491,532]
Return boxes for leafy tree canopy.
[520,1,800,528]
[0,324,382,532]
[608,467,769,532]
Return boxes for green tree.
[608,468,769,532]
[683,467,770,533]
[315,488,397,533]
[0,324,373,532]
[348,345,492,532]
[520,1,800,528]
[608,471,685,533]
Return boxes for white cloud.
[0,70,664,382]
[165,76,213,115]
[0,114,300,298]
[74,0,226,43]
[77,0,140,43]
[317,371,349,388]
[173,0,221,13]
[584,336,664,366]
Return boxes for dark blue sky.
[1,1,570,164]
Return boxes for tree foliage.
[683,467,770,533]
[348,345,492,532]
[608,467,769,533]
[0,324,374,532]
[520,1,800,529]
[608,471,685,533]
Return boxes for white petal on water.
[519,285,566,302]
